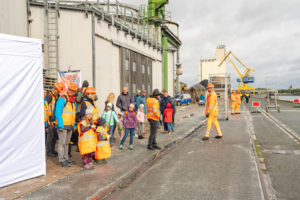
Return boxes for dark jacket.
[116,92,133,112]
[160,96,175,114]
[79,96,96,120]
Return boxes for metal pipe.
[92,11,96,88]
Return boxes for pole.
[92,11,96,88]
[162,34,168,91]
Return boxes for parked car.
[174,94,192,106]
[198,99,205,106]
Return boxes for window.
[147,66,150,75]
[125,82,129,89]
[142,84,145,90]
[142,64,145,74]
[125,59,129,70]
[133,83,136,93]
[132,62,136,72]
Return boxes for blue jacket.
[135,95,147,113]
[55,97,66,129]
[160,96,175,114]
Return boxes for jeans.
[166,123,174,132]
[120,128,135,145]
[148,119,158,147]
[58,129,72,162]
[46,125,57,153]
[108,125,115,143]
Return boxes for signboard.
[252,101,260,107]
[294,99,299,103]
[58,70,81,92]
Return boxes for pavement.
[107,103,263,200]
[0,104,205,200]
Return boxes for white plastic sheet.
[0,33,45,187]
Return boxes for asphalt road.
[108,108,262,200]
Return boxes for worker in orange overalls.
[231,90,237,115]
[203,84,222,140]
[235,90,241,114]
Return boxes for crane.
[218,51,255,94]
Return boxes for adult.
[146,89,161,150]
[105,93,116,111]
[245,92,250,103]
[135,90,147,113]
[55,83,78,167]
[79,87,99,123]
[116,87,133,112]
[134,89,141,103]
[45,82,64,157]
[202,84,222,140]
[230,90,237,115]
[160,91,175,133]
[75,80,89,114]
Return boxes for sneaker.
[138,135,144,139]
[83,164,90,169]
[120,144,123,149]
[129,145,133,150]
[88,162,95,169]
[163,131,169,134]
[51,150,58,155]
[172,131,175,135]
[153,145,161,150]
[202,137,209,141]
[66,159,76,164]
[102,160,108,165]
[59,161,71,167]
[215,135,223,139]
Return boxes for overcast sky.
[122,0,300,89]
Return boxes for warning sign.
[252,101,260,107]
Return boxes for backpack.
[125,111,136,118]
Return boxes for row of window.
[124,60,151,74]
[124,82,151,94]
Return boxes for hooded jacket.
[163,103,173,123]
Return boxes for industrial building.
[0,0,182,111]
[199,45,227,83]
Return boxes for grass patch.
[254,140,263,159]
[261,168,268,173]
[118,185,127,190]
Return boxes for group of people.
[43,80,176,169]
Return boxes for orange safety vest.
[95,126,111,160]
[205,90,219,117]
[78,120,96,155]
[236,94,241,104]
[146,97,160,121]
[48,91,58,117]
[231,94,237,104]
[82,101,99,123]
[60,94,76,127]
[44,100,50,123]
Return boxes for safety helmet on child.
[85,87,96,94]
[68,83,78,92]
[206,84,214,89]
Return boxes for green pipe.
[162,35,168,91]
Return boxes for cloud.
[121,0,300,89]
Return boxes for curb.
[88,118,206,200]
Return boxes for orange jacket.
[205,90,219,117]
[236,94,241,104]
[231,94,237,105]
[146,97,160,121]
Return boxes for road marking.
[259,108,300,144]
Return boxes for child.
[120,104,137,150]
[95,117,111,164]
[102,103,119,144]
[163,103,175,135]
[136,104,145,139]
[77,109,96,169]
[117,113,124,139]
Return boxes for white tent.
[0,33,45,187]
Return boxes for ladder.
[45,0,59,78]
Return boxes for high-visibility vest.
[146,97,160,121]
[205,90,219,117]
[82,101,99,122]
[61,94,76,127]
[95,126,111,160]
[231,94,237,104]
[78,120,96,155]
[236,94,241,104]
[48,91,58,117]
[44,100,50,123]
[246,94,250,97]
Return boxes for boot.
[147,145,155,150]
[215,135,223,139]
[202,137,209,141]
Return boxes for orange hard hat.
[68,83,78,92]
[54,82,64,92]
[207,84,214,89]
[85,87,96,94]
[232,90,236,93]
